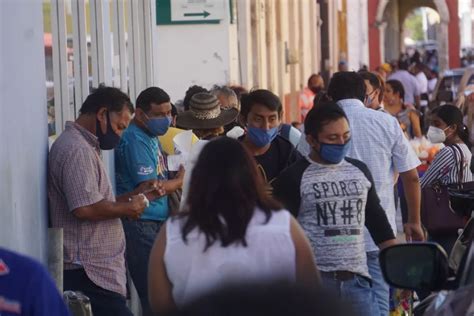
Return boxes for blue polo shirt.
[0,248,70,316]
[115,122,169,221]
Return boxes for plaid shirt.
[48,122,127,297]
[337,99,420,252]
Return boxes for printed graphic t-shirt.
[272,157,395,278]
[115,122,169,221]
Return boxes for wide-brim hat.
[177,92,239,129]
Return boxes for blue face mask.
[145,115,171,136]
[319,141,351,164]
[247,126,279,148]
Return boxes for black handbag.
[421,144,470,234]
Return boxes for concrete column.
[255,0,268,89]
[437,21,449,72]
[328,0,340,75]
[368,0,382,69]
[276,0,291,122]
[0,0,48,262]
[299,0,313,86]
[310,0,320,74]
[47,228,63,292]
[288,0,301,121]
[236,0,254,89]
[265,0,279,93]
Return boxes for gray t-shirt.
[272,157,395,278]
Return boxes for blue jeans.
[321,273,380,316]
[122,219,163,316]
[367,251,390,316]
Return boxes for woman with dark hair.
[148,137,319,314]
[384,79,422,138]
[421,104,473,253]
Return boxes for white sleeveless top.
[164,208,296,307]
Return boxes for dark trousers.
[122,219,163,316]
[64,269,132,316]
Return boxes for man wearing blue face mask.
[272,102,397,316]
[115,87,184,316]
[297,72,423,315]
[240,89,302,187]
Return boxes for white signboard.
[170,0,226,22]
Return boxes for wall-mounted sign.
[156,0,227,25]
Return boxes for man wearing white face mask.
[422,104,473,253]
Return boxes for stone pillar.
[437,21,449,72]
[47,228,63,292]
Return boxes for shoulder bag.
[421,144,471,234]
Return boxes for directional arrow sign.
[170,0,225,22]
[184,10,210,18]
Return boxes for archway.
[401,7,441,70]
[369,0,458,71]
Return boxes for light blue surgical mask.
[145,114,171,136]
[319,140,351,164]
[247,126,279,147]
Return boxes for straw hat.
[177,93,238,129]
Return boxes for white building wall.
[346,0,369,71]
[0,0,48,263]
[152,1,238,102]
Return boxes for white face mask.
[427,126,448,144]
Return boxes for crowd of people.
[5,54,472,316]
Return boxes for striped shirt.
[48,122,127,297]
[421,143,473,188]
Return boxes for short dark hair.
[386,79,405,102]
[313,91,332,108]
[304,101,348,137]
[327,72,366,102]
[79,85,133,115]
[171,103,178,118]
[183,85,208,111]
[181,137,281,250]
[240,89,282,119]
[135,87,170,113]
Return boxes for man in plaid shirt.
[48,86,163,316]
